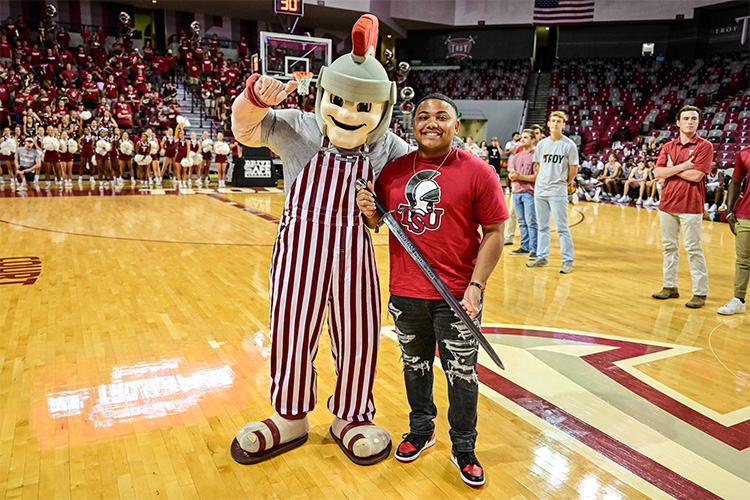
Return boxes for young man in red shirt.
[718,145,750,315]
[356,93,507,487]
[652,105,713,308]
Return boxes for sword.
[355,179,505,370]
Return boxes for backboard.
[259,31,332,82]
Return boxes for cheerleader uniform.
[95,139,111,161]
[136,140,151,158]
[43,136,59,163]
[59,143,73,163]
[189,139,201,161]
[175,138,188,164]
[119,140,134,162]
[202,143,213,163]
[164,136,177,159]
[214,141,228,164]
[109,137,119,162]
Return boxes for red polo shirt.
[655,134,713,214]
[732,146,750,220]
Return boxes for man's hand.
[727,212,738,236]
[508,170,518,181]
[667,153,694,171]
[251,75,299,107]
[355,180,378,219]
[460,285,482,320]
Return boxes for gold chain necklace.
[412,148,453,181]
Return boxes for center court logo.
[398,170,444,235]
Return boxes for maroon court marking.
[482,326,748,450]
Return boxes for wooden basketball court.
[0,184,747,500]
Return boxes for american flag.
[534,0,595,26]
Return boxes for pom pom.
[80,111,92,121]
[213,141,230,155]
[119,141,134,155]
[188,151,201,164]
[201,139,213,152]
[149,141,159,155]
[67,139,78,154]
[180,156,193,167]
[58,139,68,153]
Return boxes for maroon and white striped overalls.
[269,137,380,423]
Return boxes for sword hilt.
[355,178,388,215]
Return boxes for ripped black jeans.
[388,293,481,453]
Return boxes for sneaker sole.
[395,435,435,463]
[450,453,485,487]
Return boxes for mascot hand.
[252,75,299,107]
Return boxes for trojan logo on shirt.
[399,171,444,235]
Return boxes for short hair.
[415,93,458,117]
[550,110,568,122]
[521,128,535,137]
[491,137,498,141]
[676,105,701,121]
[512,131,520,136]
[530,124,543,132]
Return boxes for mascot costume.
[230,15,409,466]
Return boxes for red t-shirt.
[732,146,750,220]
[376,148,509,299]
[656,134,713,214]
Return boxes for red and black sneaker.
[394,432,436,463]
[450,449,485,487]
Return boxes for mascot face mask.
[320,90,386,150]
[315,14,396,150]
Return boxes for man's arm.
[462,222,504,320]
[509,163,538,182]
[567,164,578,185]
[231,74,297,147]
[355,180,381,230]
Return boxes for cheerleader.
[94,128,114,189]
[160,127,177,182]
[173,119,190,190]
[41,126,61,189]
[134,133,153,188]
[198,130,213,188]
[118,131,135,185]
[213,132,230,189]
[78,126,96,184]
[110,128,123,185]
[65,133,78,188]
[147,129,161,185]
[57,131,75,188]
[0,128,17,187]
[188,131,201,188]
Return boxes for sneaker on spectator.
[560,262,573,274]
[704,203,709,211]
[709,204,717,212]
[450,450,485,487]
[526,257,549,268]
[585,193,592,201]
[636,198,643,205]
[719,203,728,211]
[395,433,436,463]
[570,194,579,205]
[528,252,537,260]
[717,297,745,315]
[17,182,27,191]
[592,195,600,203]
[654,199,660,207]
[644,197,654,206]
[613,194,621,201]
[509,248,530,255]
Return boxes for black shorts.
[24,171,35,182]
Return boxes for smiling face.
[412,98,459,158]
[320,90,385,150]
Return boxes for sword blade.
[356,179,505,370]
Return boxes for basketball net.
[293,71,314,96]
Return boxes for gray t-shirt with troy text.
[260,109,410,195]
[533,135,579,197]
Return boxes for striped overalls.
[269,137,380,422]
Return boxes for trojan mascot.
[231,15,409,465]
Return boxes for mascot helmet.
[315,15,396,146]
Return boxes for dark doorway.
[534,26,558,71]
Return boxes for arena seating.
[408,59,530,100]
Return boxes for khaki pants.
[659,211,709,296]
[505,193,517,243]
[734,217,750,299]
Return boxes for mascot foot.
[330,417,392,466]
[231,413,309,465]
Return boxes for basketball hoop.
[293,71,314,96]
